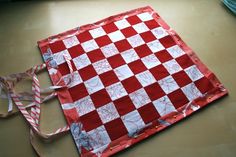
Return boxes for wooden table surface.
[0,0,235,157]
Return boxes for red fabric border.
[38,6,228,157]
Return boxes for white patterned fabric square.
[127,34,145,48]
[92,59,112,75]
[158,76,179,94]
[89,27,106,38]
[61,103,75,110]
[163,59,182,74]
[114,19,131,29]
[87,125,111,151]
[101,43,119,58]
[106,82,128,101]
[53,49,71,65]
[81,39,99,52]
[133,22,149,34]
[108,30,125,42]
[121,110,146,135]
[84,76,104,94]
[129,88,151,108]
[114,65,134,81]
[75,96,95,116]
[97,102,120,124]
[63,71,83,88]
[137,12,153,21]
[63,36,80,49]
[135,70,156,87]
[121,49,139,63]
[73,54,91,70]
[166,45,185,58]
[184,65,204,81]
[151,27,168,39]
[141,54,161,69]
[153,96,177,116]
[181,83,202,101]
[147,40,165,53]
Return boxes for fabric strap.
[0,55,73,140]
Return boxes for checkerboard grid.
[74,17,158,138]
[58,29,167,83]
[51,13,167,65]
[49,12,207,143]
[68,54,205,125]
[72,63,204,141]
[68,14,174,94]
[63,14,164,93]
[52,14,168,76]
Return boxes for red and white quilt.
[38,6,228,157]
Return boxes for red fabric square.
[176,54,194,69]
[113,96,136,116]
[102,22,119,33]
[144,19,160,29]
[95,35,112,47]
[150,64,169,80]
[80,111,103,131]
[144,83,165,101]
[104,118,128,141]
[194,77,214,94]
[76,31,93,43]
[107,54,126,69]
[68,84,89,102]
[121,27,137,38]
[159,36,176,48]
[99,71,119,87]
[49,40,66,53]
[172,71,192,87]
[128,60,147,74]
[90,89,112,108]
[114,39,132,52]
[155,50,173,63]
[138,103,160,124]
[126,15,142,25]
[168,89,189,109]
[134,44,152,58]
[58,62,76,76]
[79,65,97,81]
[87,49,105,63]
[68,44,85,58]
[121,76,142,93]
[140,31,157,43]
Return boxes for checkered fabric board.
[38,6,227,157]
